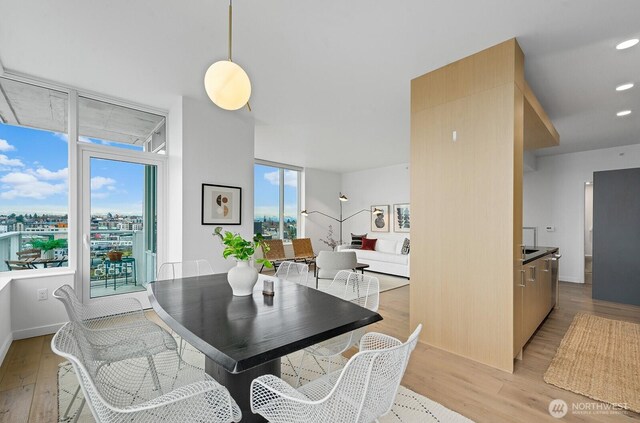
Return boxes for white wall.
[302,168,342,252]
[341,163,410,243]
[179,97,255,272]
[524,144,640,283]
[0,279,11,364]
[166,97,184,262]
[9,271,73,340]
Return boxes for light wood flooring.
[1,282,639,422]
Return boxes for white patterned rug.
[58,340,472,423]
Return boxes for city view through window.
[0,122,150,278]
[0,120,71,272]
[254,164,299,241]
[0,78,163,302]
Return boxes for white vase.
[227,260,259,296]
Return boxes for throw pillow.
[401,238,410,255]
[361,237,377,251]
[350,233,367,249]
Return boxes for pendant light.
[204,0,251,111]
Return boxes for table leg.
[205,358,280,423]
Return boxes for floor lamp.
[301,193,382,245]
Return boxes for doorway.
[584,182,593,284]
[79,145,165,306]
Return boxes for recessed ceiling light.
[616,110,632,117]
[616,83,634,91]
[616,38,639,50]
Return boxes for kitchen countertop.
[523,246,559,264]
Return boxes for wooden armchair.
[17,248,41,260]
[260,239,287,273]
[292,238,316,264]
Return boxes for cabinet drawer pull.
[519,269,526,287]
[529,265,536,282]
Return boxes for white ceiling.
[0,0,638,172]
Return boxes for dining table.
[148,272,382,422]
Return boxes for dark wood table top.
[148,273,382,373]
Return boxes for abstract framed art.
[371,205,390,232]
[201,184,242,225]
[393,203,410,232]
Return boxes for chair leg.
[147,355,162,393]
[72,398,86,423]
[295,350,307,387]
[63,385,82,419]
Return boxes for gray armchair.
[315,251,358,288]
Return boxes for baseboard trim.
[560,276,581,284]
[0,333,12,365]
[12,322,65,340]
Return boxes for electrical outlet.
[37,288,48,301]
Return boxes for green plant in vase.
[213,227,272,296]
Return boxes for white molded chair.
[275,261,310,287]
[157,259,214,281]
[251,325,422,423]
[296,270,380,386]
[315,251,358,288]
[52,322,242,423]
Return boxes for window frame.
[0,69,168,281]
[254,159,302,242]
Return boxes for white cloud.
[0,154,25,167]
[0,171,66,200]
[91,176,116,190]
[263,170,298,188]
[54,133,69,142]
[28,167,68,181]
[0,139,16,152]
[54,133,97,145]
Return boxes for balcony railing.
[0,230,155,288]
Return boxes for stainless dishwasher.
[550,252,562,307]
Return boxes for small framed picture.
[371,205,390,232]
[393,203,410,232]
[202,184,242,225]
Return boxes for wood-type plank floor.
[1,282,638,422]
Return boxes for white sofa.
[337,238,410,278]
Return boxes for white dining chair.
[275,261,310,287]
[53,284,178,421]
[296,270,379,386]
[156,259,215,355]
[251,325,422,423]
[52,322,242,423]
[157,259,214,281]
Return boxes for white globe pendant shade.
[204,60,251,111]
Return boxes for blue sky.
[254,164,298,220]
[0,122,144,215]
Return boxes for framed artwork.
[371,205,390,232]
[393,203,411,232]
[201,184,242,225]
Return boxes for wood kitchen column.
[410,39,525,373]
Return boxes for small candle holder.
[262,279,275,296]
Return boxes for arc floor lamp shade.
[204,60,251,111]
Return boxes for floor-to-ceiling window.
[0,78,70,272]
[0,71,167,307]
[254,161,301,241]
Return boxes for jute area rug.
[544,313,640,413]
[58,339,472,422]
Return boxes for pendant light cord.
[228,0,233,61]
[227,0,251,111]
